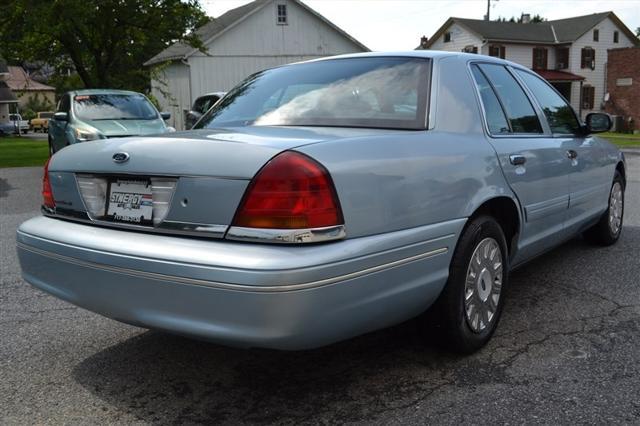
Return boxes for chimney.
[420,36,429,49]
[521,13,531,24]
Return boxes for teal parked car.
[48,89,173,155]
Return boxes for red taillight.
[42,158,55,209]
[232,151,343,229]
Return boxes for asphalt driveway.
[1,154,639,424]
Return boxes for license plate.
[107,179,153,224]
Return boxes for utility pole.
[485,0,498,21]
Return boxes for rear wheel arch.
[468,196,521,257]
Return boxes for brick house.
[418,12,639,118]
[605,47,640,131]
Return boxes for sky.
[200,0,640,51]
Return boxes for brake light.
[42,158,55,209]
[232,151,343,229]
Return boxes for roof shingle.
[420,11,637,49]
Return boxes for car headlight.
[75,128,102,141]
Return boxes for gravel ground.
[1,153,639,424]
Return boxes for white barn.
[145,0,368,130]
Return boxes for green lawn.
[0,137,49,168]
[599,132,640,148]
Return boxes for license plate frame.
[106,178,153,225]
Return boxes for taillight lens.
[232,151,343,229]
[42,158,55,209]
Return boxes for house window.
[614,31,619,43]
[556,48,569,69]
[582,85,595,110]
[532,47,548,70]
[593,29,599,42]
[462,45,478,54]
[581,47,595,69]
[444,32,451,43]
[276,4,287,25]
[488,45,505,59]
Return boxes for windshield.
[195,57,430,130]
[73,94,158,121]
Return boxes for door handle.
[566,150,578,160]
[509,154,526,166]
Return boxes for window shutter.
[581,48,586,68]
[543,49,548,69]
[500,46,505,59]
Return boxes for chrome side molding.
[226,225,346,244]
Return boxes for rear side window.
[470,65,509,134]
[514,70,581,134]
[477,64,542,134]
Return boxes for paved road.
[1,154,639,424]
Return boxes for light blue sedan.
[17,52,625,353]
[48,89,173,155]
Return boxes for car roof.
[197,92,226,99]
[293,50,528,72]
[66,89,145,96]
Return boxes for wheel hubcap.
[608,182,623,235]
[464,237,503,333]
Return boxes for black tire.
[583,171,624,246]
[426,215,509,354]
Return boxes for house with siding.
[145,0,368,130]
[0,57,18,126]
[5,66,56,110]
[418,12,639,118]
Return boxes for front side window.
[477,64,542,134]
[193,95,220,114]
[195,57,431,131]
[470,65,509,134]
[277,4,287,25]
[73,94,158,121]
[58,95,70,113]
[515,70,580,134]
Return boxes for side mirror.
[53,112,68,122]
[160,112,171,121]
[585,113,612,133]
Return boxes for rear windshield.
[73,94,158,121]
[195,57,431,130]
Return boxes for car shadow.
[72,227,639,423]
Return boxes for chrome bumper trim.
[17,239,449,293]
[44,212,228,239]
[225,225,346,244]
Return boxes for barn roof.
[144,0,368,66]
[420,11,639,49]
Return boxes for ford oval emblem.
[112,152,130,163]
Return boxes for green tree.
[0,0,209,93]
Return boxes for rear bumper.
[17,216,463,349]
